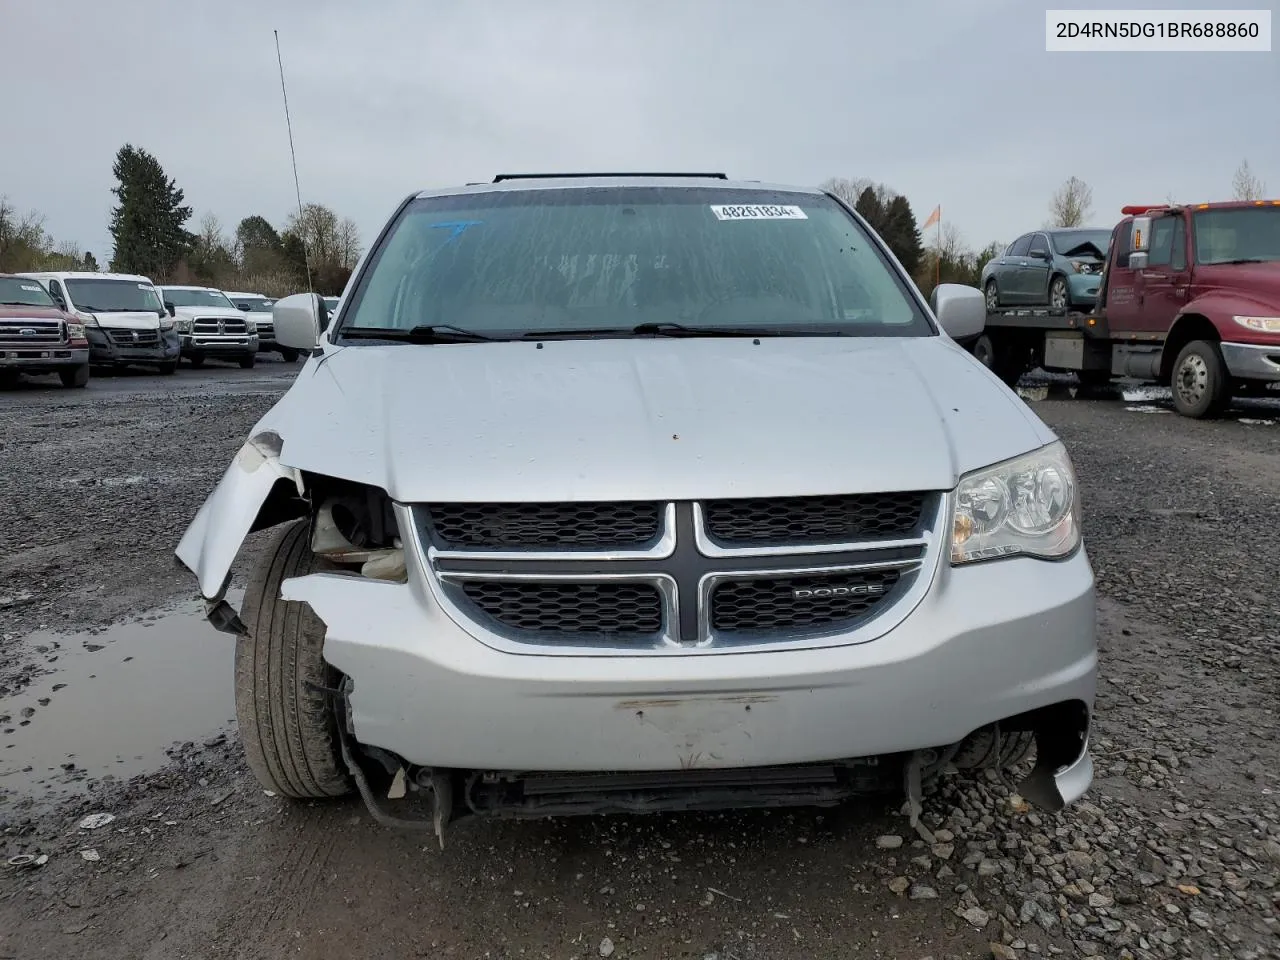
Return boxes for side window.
[1028,234,1050,258]
[1170,217,1187,271]
[1147,217,1176,268]
[1112,222,1133,269]
[1009,235,1032,257]
[47,279,66,304]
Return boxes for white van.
[18,271,181,374]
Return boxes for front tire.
[239,354,256,369]
[1048,275,1069,310]
[972,333,1026,387]
[236,519,352,799]
[157,361,177,376]
[59,364,90,388]
[1171,340,1230,418]
[188,355,205,369]
[279,347,300,363]
[984,280,1000,312]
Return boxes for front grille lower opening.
[703,492,929,546]
[426,501,663,551]
[710,567,905,634]
[457,580,663,638]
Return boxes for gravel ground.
[2,367,1279,960]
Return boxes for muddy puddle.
[0,594,239,801]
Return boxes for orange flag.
[921,205,940,230]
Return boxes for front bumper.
[1067,273,1101,305]
[0,345,89,372]
[1221,341,1280,381]
[87,327,180,365]
[181,333,259,357]
[282,540,1097,800]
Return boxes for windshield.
[1194,207,1280,264]
[0,277,57,307]
[338,187,931,339]
[65,278,163,313]
[162,287,237,309]
[1050,230,1111,258]
[229,295,273,312]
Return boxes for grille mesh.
[427,501,662,550]
[459,581,663,635]
[703,493,926,545]
[711,568,903,633]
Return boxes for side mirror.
[1030,249,1050,261]
[274,292,325,352]
[1128,251,1149,270]
[931,283,986,341]
[53,295,67,310]
[164,302,176,318]
[237,303,251,312]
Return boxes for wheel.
[984,280,1001,312]
[972,333,1025,388]
[0,370,18,389]
[279,347,300,363]
[1048,275,1069,310]
[1170,340,1230,418]
[239,354,256,370]
[188,356,205,369]
[59,364,90,388]
[952,727,1036,771]
[236,519,352,799]
[157,362,177,376]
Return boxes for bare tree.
[820,177,874,207]
[335,217,362,270]
[1232,159,1266,201]
[1049,176,1094,227]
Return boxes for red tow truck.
[970,199,1280,418]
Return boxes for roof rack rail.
[492,172,728,183]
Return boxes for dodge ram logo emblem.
[792,583,886,600]
[218,320,225,334]
[131,330,139,341]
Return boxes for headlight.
[1233,315,1280,333]
[67,323,86,339]
[244,318,257,334]
[176,318,193,333]
[951,441,1080,564]
[160,317,176,331]
[1070,260,1093,274]
[75,311,99,328]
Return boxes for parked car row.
[0,270,327,389]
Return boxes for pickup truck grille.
[420,493,940,654]
[107,328,160,346]
[193,317,247,335]
[0,318,64,344]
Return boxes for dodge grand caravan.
[176,174,1097,840]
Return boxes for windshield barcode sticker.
[710,204,808,221]
[21,283,41,292]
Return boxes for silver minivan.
[177,174,1096,839]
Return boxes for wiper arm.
[342,324,510,343]
[1217,257,1268,265]
[519,322,834,340]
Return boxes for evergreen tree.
[854,186,886,233]
[882,195,924,276]
[108,144,193,278]
[82,251,99,271]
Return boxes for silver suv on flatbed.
[176,174,1097,839]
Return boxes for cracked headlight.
[951,441,1080,564]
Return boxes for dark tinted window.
[1009,235,1032,257]
[1112,222,1133,269]
[340,187,932,338]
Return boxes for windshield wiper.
[1216,257,1269,265]
[521,322,840,340]
[341,324,511,344]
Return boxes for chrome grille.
[107,328,160,346]
[457,581,663,636]
[426,501,663,550]
[0,319,64,344]
[193,317,247,335]
[710,568,902,633]
[702,493,926,545]
[420,494,942,655]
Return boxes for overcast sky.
[4,0,1276,266]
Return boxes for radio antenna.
[274,29,313,295]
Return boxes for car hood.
[171,305,244,319]
[0,304,68,320]
[1193,261,1280,309]
[253,336,1056,503]
[85,310,162,329]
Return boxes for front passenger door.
[1022,233,1053,303]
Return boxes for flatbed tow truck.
[967,200,1280,418]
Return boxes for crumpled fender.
[175,430,304,599]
